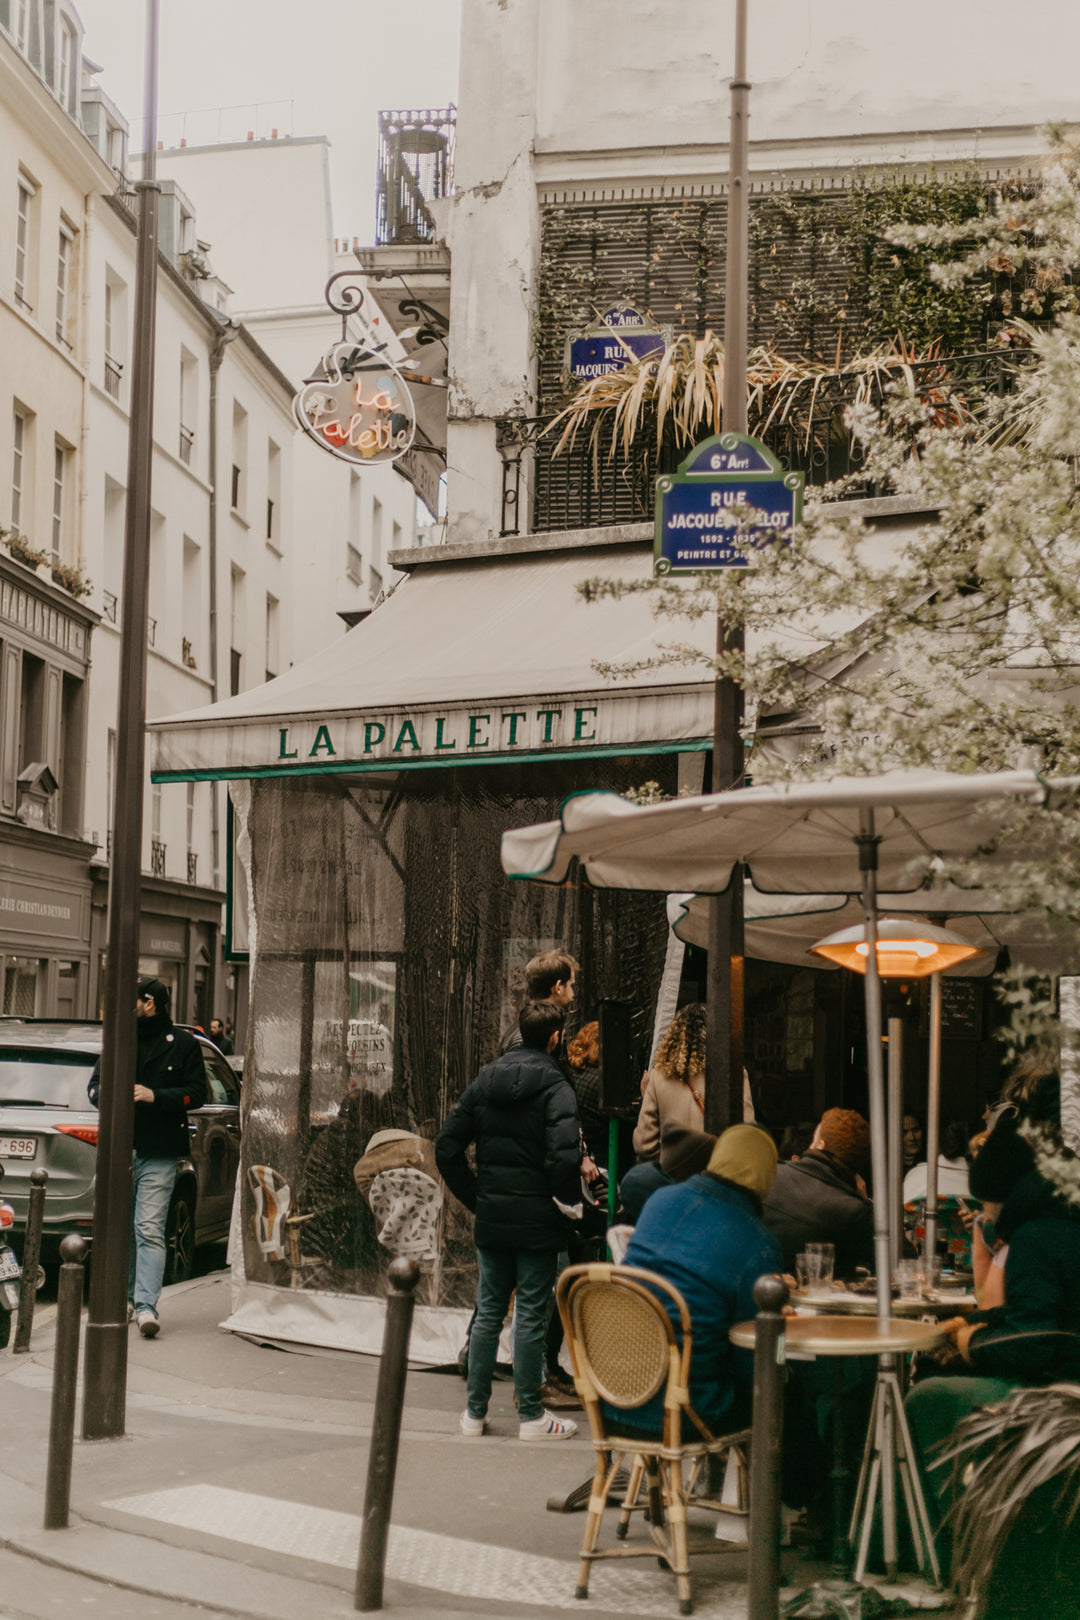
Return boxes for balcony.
[150,839,166,878]
[179,423,194,466]
[104,354,122,400]
[501,348,1032,538]
[376,108,455,247]
[187,850,198,885]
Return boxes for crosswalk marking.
[103,1482,751,1616]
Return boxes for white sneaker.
[519,1410,578,1441]
[136,1309,160,1338]
[460,1411,487,1436]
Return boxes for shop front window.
[3,955,43,1016]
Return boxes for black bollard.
[14,1167,48,1354]
[747,1273,789,1620]
[44,1234,87,1530]
[355,1257,421,1612]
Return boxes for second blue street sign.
[654,432,804,573]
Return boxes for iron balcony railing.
[500,348,1035,537]
[150,839,166,878]
[375,107,455,246]
[104,354,122,400]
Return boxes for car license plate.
[0,1251,19,1282]
[0,1137,36,1159]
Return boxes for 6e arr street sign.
[654,432,803,573]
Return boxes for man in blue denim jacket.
[619,1124,782,1434]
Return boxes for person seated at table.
[903,1117,977,1271]
[609,1125,781,1437]
[907,1116,1080,1521]
[903,1111,926,1176]
[778,1120,816,1161]
[761,1107,874,1279]
[618,1122,716,1222]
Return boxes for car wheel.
[165,1188,196,1285]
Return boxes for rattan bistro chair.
[556,1262,751,1616]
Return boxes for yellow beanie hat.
[706,1124,778,1199]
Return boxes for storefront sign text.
[275,703,604,768]
[294,343,416,467]
[654,432,804,572]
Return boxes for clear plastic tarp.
[224,759,674,1360]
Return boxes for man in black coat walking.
[89,977,207,1337]
[437,1000,582,1440]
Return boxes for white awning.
[149,548,715,781]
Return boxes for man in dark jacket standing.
[89,977,206,1338]
[437,1000,582,1440]
[762,1107,874,1278]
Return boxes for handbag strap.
[686,1080,706,1118]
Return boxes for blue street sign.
[565,305,664,381]
[654,432,803,573]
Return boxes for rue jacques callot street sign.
[654,432,804,573]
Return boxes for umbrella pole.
[924,972,942,1268]
[857,814,891,1318]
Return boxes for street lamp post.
[82,0,161,1442]
[706,0,750,1135]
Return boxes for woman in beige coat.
[633,1003,708,1162]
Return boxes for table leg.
[880,1362,898,1580]
[829,1358,853,1578]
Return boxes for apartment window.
[107,124,126,173]
[182,536,200,667]
[18,652,45,772]
[370,565,383,599]
[266,440,281,546]
[14,175,35,310]
[56,223,73,347]
[372,496,383,565]
[186,782,195,853]
[392,521,402,554]
[179,350,197,465]
[10,409,26,532]
[231,402,247,514]
[10,0,29,55]
[52,441,69,557]
[265,593,279,682]
[230,567,244,694]
[346,543,362,583]
[104,270,126,401]
[58,18,75,112]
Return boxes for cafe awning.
[149,546,716,782]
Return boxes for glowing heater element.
[810,917,988,979]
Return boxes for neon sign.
[294,343,416,466]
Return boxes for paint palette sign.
[654,432,804,572]
[294,342,416,466]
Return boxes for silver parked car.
[0,1021,241,1280]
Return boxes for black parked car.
[0,1021,241,1280]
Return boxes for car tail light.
[55,1125,99,1146]
[0,1203,14,1228]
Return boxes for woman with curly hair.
[632,1002,708,1162]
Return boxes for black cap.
[136,976,170,1011]
[969,1117,1036,1204]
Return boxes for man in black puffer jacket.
[88,977,206,1338]
[437,999,582,1442]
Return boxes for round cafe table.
[730,1314,946,1586]
[787,1287,976,1318]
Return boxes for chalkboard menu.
[919,977,983,1040]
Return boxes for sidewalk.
[0,1271,951,1620]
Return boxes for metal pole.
[82,0,161,1442]
[355,1258,421,1611]
[705,0,750,1136]
[14,1167,48,1353]
[857,815,892,1319]
[44,1235,87,1530]
[887,1014,904,1273]
[747,1272,788,1620]
[924,972,943,1266]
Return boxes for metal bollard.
[747,1273,789,1620]
[355,1257,421,1612]
[14,1167,48,1354]
[44,1234,87,1530]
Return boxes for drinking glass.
[805,1241,835,1293]
[795,1252,813,1294]
[921,1256,943,1294]
[894,1258,922,1300]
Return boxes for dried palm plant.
[937,1380,1080,1617]
[546,330,979,474]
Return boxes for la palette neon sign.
[294,343,416,466]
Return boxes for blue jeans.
[129,1154,178,1313]
[467,1246,558,1424]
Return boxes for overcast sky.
[74,0,461,237]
